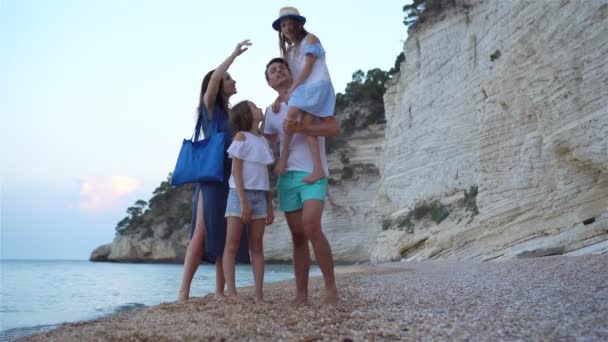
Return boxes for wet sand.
[20,254,608,341]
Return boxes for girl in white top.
[272,6,336,184]
[223,100,274,304]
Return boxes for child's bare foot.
[274,160,287,176]
[302,169,325,184]
[227,293,241,302]
[290,294,308,306]
[177,291,189,302]
[322,289,339,305]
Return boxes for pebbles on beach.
[20,254,608,341]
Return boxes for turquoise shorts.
[276,171,327,212]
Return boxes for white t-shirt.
[263,103,329,175]
[227,132,274,191]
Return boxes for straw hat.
[272,6,306,31]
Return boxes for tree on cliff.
[332,52,405,138]
[114,173,194,237]
[403,0,460,27]
[336,52,404,113]
[152,172,172,196]
[116,199,148,235]
[403,0,427,26]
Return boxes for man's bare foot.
[254,297,267,305]
[177,290,189,302]
[322,289,339,305]
[290,294,308,306]
[214,293,227,301]
[302,169,326,184]
[274,160,287,176]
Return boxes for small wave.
[0,304,19,313]
[0,324,59,341]
[112,302,147,314]
[0,304,148,340]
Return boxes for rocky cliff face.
[92,0,607,264]
[90,185,192,262]
[371,0,608,262]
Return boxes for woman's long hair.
[228,101,254,137]
[278,21,308,58]
[197,69,227,115]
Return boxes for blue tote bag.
[171,112,226,186]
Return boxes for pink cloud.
[77,176,140,212]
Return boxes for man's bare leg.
[285,209,310,304]
[302,199,339,305]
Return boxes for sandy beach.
[20,254,607,341]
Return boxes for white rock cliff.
[370,0,608,262]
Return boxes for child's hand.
[271,96,281,113]
[283,119,300,135]
[274,160,287,176]
[265,206,274,225]
[240,201,252,223]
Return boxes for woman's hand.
[240,200,252,224]
[233,39,252,57]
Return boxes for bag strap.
[192,112,203,142]
[192,106,221,141]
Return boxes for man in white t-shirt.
[263,57,340,305]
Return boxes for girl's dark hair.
[278,20,309,58]
[229,101,254,136]
[197,69,227,115]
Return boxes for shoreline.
[2,263,320,341]
[18,255,608,341]
[87,259,367,266]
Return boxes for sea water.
[0,260,317,340]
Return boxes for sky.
[1,0,408,260]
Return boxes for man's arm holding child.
[284,117,341,137]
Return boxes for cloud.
[77,176,140,212]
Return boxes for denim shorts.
[225,188,268,220]
[276,171,327,213]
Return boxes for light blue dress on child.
[287,35,336,118]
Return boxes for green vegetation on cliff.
[327,52,404,154]
[403,0,470,28]
[115,173,194,238]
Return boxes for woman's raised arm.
[203,39,251,113]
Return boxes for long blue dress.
[190,104,250,264]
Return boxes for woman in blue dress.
[178,40,252,302]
